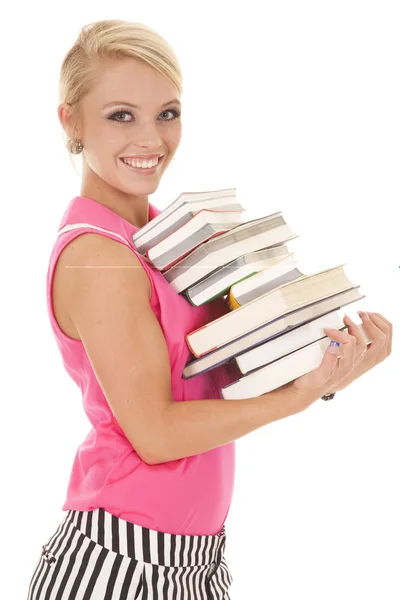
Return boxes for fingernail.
[328,341,341,354]
[344,313,353,322]
[358,311,370,321]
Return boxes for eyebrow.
[102,98,181,109]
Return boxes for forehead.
[87,57,178,107]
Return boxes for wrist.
[277,383,321,415]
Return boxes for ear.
[58,103,80,139]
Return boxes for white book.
[133,193,242,254]
[164,213,298,293]
[147,210,244,271]
[186,265,356,358]
[132,188,236,249]
[182,287,364,379]
[229,255,303,307]
[222,318,370,400]
[235,311,344,374]
[186,246,292,306]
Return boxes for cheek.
[85,125,121,156]
[165,124,182,150]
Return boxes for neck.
[80,163,150,228]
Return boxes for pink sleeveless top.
[46,195,237,536]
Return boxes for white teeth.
[122,157,160,169]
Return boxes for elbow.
[141,452,161,466]
[134,445,160,466]
[142,443,172,465]
[141,441,174,465]
[127,414,172,465]
[135,442,167,466]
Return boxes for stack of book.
[132,188,370,399]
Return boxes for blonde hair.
[58,19,183,167]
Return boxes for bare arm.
[59,233,315,465]
[160,389,300,463]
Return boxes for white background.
[1,1,399,598]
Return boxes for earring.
[68,138,84,154]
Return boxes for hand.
[284,326,361,412]
[327,311,393,393]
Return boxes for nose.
[133,118,163,151]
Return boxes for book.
[185,245,291,306]
[164,213,298,293]
[146,210,244,271]
[182,286,364,379]
[221,317,371,400]
[235,310,345,374]
[227,254,305,310]
[132,187,236,245]
[132,189,242,254]
[186,265,358,358]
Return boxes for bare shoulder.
[57,232,151,292]
[53,233,151,338]
[53,231,172,464]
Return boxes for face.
[59,57,182,210]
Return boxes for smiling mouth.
[120,155,164,170]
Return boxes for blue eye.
[108,108,181,123]
[160,109,181,121]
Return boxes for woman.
[27,19,392,600]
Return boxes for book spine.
[188,289,226,307]
[185,330,218,356]
[184,288,197,306]
[190,270,257,307]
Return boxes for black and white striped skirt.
[27,508,233,599]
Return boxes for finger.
[367,312,391,362]
[333,332,357,382]
[372,313,393,328]
[343,314,367,346]
[291,340,341,395]
[304,341,342,392]
[323,329,357,385]
[323,327,357,346]
[321,340,342,377]
[356,312,388,366]
[358,312,387,351]
[342,315,367,364]
[370,312,393,355]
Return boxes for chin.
[125,180,161,195]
